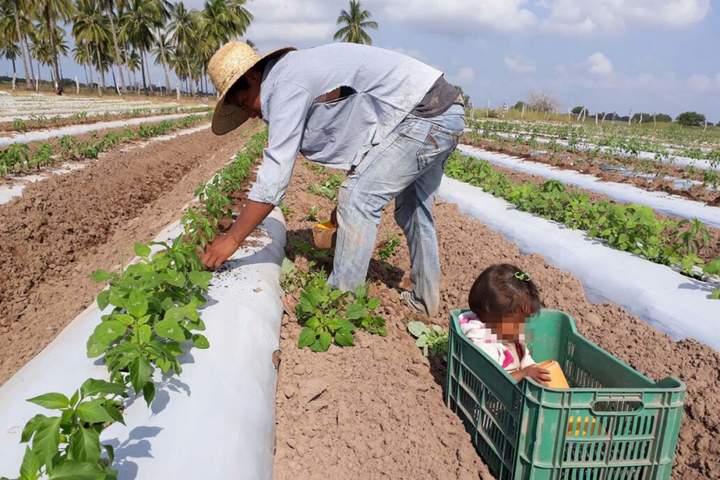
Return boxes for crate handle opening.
[590,399,644,415]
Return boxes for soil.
[273,159,720,479]
[0,120,261,385]
[463,135,720,207]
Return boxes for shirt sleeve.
[248,81,314,205]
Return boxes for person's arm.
[201,81,314,270]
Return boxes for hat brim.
[211,46,296,136]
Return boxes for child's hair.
[468,263,541,321]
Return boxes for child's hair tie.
[514,271,531,282]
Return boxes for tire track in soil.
[274,160,719,479]
[0,120,261,385]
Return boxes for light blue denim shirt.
[248,43,442,205]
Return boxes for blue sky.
[2,0,719,121]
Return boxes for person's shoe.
[400,290,429,316]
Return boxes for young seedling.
[303,206,320,222]
[308,173,344,201]
[407,321,449,357]
[377,234,401,261]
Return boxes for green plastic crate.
[445,309,686,480]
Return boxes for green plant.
[280,202,291,218]
[674,219,710,257]
[7,130,267,480]
[28,144,54,170]
[0,143,30,174]
[377,234,401,261]
[303,206,320,222]
[308,173,344,200]
[407,321,448,357]
[296,276,386,352]
[12,118,28,131]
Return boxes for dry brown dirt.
[0,120,260,384]
[273,160,720,480]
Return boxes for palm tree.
[34,0,74,93]
[100,0,126,93]
[29,23,68,88]
[151,32,173,93]
[168,2,198,95]
[227,0,253,35]
[1,0,35,89]
[73,0,110,96]
[126,49,141,90]
[120,0,162,94]
[333,0,378,45]
[72,42,94,86]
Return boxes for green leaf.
[103,444,115,463]
[86,320,127,357]
[31,416,61,469]
[345,302,366,320]
[334,330,354,347]
[298,327,316,348]
[155,318,186,342]
[126,290,149,318]
[407,321,429,338]
[69,427,101,463]
[26,393,69,410]
[163,270,186,288]
[192,334,210,349]
[21,415,48,443]
[318,331,332,352]
[711,288,720,300]
[137,324,152,344]
[142,382,156,406]
[163,307,185,323]
[188,271,212,289]
[80,379,126,398]
[19,446,39,480]
[96,290,110,310]
[90,270,111,283]
[129,357,153,394]
[134,242,151,258]
[75,400,114,424]
[48,461,106,479]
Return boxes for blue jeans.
[327,104,465,315]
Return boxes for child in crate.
[459,264,551,385]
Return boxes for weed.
[308,173,344,200]
[377,234,401,261]
[408,321,448,357]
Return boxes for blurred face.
[486,309,530,341]
[226,68,262,118]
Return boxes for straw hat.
[209,41,295,135]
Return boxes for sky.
[2,0,719,121]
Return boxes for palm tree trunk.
[111,66,119,95]
[13,12,33,90]
[140,50,148,94]
[107,10,125,93]
[95,47,104,97]
[83,63,90,86]
[43,8,62,94]
[159,45,171,93]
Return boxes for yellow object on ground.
[538,360,570,389]
[312,221,337,249]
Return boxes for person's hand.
[519,364,551,385]
[201,233,241,270]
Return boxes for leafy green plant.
[7,129,267,480]
[407,321,448,357]
[308,173,344,200]
[303,206,320,222]
[377,234,401,261]
[280,202,291,218]
[296,276,386,352]
[28,144,54,170]
[0,143,30,175]
[12,118,28,131]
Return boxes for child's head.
[468,263,541,341]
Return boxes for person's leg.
[395,104,466,315]
[328,118,433,292]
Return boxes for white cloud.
[448,66,476,85]
[504,55,536,73]
[540,0,710,35]
[244,0,336,46]
[587,52,613,76]
[374,0,536,33]
[687,73,720,92]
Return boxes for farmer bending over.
[200,42,465,316]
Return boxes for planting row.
[1,105,211,133]
[0,114,210,177]
[469,117,720,150]
[458,145,720,228]
[445,151,720,296]
[470,119,720,168]
[0,131,267,480]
